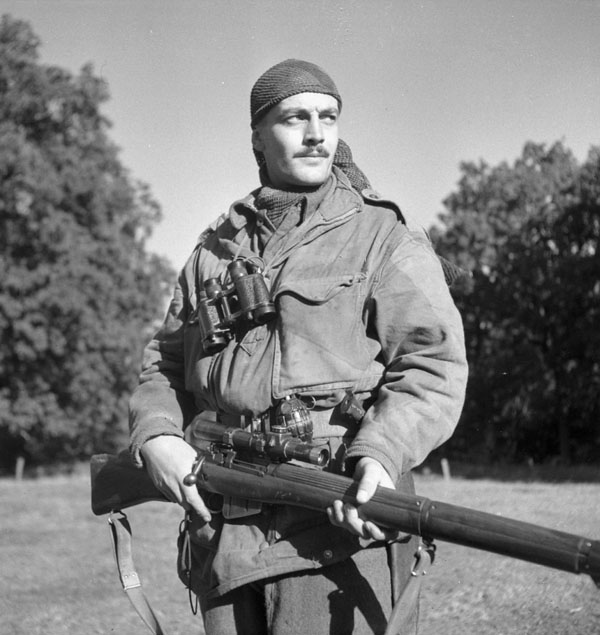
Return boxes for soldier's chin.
[291,166,331,188]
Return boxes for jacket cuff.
[129,417,185,467]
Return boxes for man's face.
[252,92,339,189]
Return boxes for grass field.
[1,470,599,635]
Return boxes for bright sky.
[4,0,600,270]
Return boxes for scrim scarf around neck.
[254,178,332,229]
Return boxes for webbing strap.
[384,541,435,635]
[108,512,168,635]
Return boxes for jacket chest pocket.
[274,273,372,393]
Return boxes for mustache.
[295,145,330,158]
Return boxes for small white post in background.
[15,456,25,481]
[440,458,451,482]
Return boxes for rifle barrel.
[90,451,600,587]
[195,456,600,585]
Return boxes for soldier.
[129,59,468,634]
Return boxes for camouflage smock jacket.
[128,168,468,599]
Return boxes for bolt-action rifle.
[90,409,600,587]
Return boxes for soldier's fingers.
[363,520,389,541]
[181,484,212,522]
[327,499,346,525]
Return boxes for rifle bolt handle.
[183,457,203,486]
[183,473,198,486]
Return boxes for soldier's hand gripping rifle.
[91,402,600,587]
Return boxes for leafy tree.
[432,142,600,465]
[0,15,174,470]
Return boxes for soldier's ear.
[252,127,265,152]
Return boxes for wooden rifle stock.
[90,451,600,586]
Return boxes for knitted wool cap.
[250,59,342,127]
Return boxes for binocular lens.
[204,333,229,354]
[252,302,276,325]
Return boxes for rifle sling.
[108,512,168,635]
[106,509,424,634]
[384,541,434,635]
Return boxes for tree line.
[431,141,600,466]
[0,16,173,471]
[1,15,598,471]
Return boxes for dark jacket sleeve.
[345,229,468,483]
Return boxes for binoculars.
[197,258,276,354]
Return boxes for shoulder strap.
[108,512,168,635]
[360,187,407,224]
